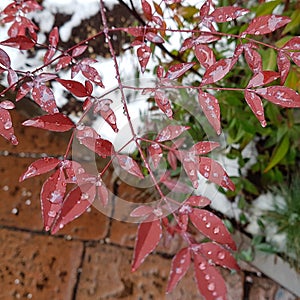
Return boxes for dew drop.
[213,227,220,234]
[25,199,31,205]
[49,191,64,203]
[199,262,206,270]
[81,193,89,200]
[48,210,56,218]
[10,135,18,145]
[4,121,12,129]
[202,216,207,222]
[11,207,18,215]
[189,170,195,176]
[59,223,64,229]
[77,168,85,174]
[256,110,263,116]
[175,268,182,274]
[205,274,210,280]
[208,282,215,291]
[217,251,225,260]
[206,222,211,228]
[153,208,163,217]
[204,172,209,178]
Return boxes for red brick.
[0,110,69,156]
[0,156,110,240]
[77,244,202,300]
[0,228,83,300]
[249,276,278,300]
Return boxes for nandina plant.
[1,0,300,299]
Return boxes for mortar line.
[71,241,87,300]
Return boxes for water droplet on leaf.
[48,210,56,218]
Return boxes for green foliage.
[262,176,300,270]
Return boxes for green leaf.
[261,48,277,71]
[254,0,282,16]
[282,10,300,35]
[264,134,290,173]
[255,243,278,254]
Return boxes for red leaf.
[99,108,118,132]
[243,15,290,35]
[0,107,18,145]
[198,91,221,135]
[0,100,14,110]
[190,141,220,155]
[22,113,75,132]
[116,154,144,179]
[132,217,162,271]
[55,56,72,72]
[289,52,300,67]
[48,26,59,47]
[76,125,100,140]
[193,33,220,45]
[81,64,104,87]
[179,151,199,189]
[44,27,59,64]
[166,247,191,293]
[19,157,60,182]
[190,209,236,250]
[78,136,114,158]
[130,206,154,217]
[282,37,300,50]
[244,44,262,74]
[256,86,300,108]
[141,0,153,21]
[200,242,240,270]
[31,85,58,114]
[123,27,145,37]
[198,157,235,190]
[16,82,33,101]
[160,172,192,194]
[44,47,56,64]
[56,78,89,97]
[201,58,232,85]
[0,48,11,68]
[145,32,164,44]
[185,195,211,207]
[7,68,18,87]
[51,184,94,234]
[94,99,118,132]
[244,90,266,127]
[156,125,189,142]
[195,44,216,69]
[40,168,66,231]
[193,252,227,300]
[137,44,151,73]
[165,62,195,80]
[0,36,35,50]
[199,1,211,19]
[154,90,173,118]
[277,51,290,84]
[167,150,178,170]
[148,143,163,169]
[180,37,194,52]
[247,71,279,88]
[35,73,57,83]
[210,6,249,23]
[85,81,93,95]
[72,45,88,57]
